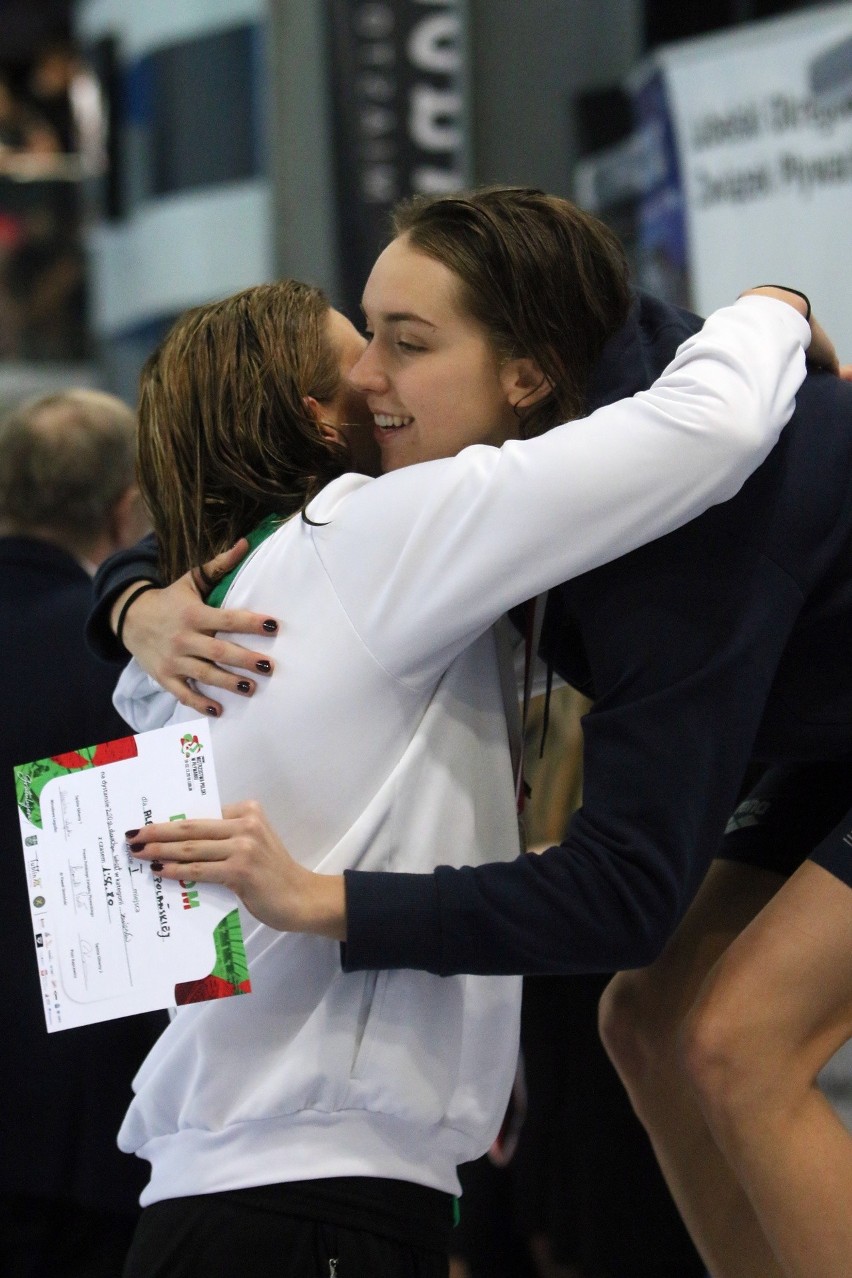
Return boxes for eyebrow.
[360,305,437,329]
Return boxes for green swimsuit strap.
[205,514,287,609]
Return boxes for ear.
[303,395,342,445]
[303,394,323,423]
[499,357,553,410]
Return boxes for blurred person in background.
[23,40,81,154]
[0,72,61,162]
[0,32,92,362]
[3,200,88,360]
[0,389,167,1278]
[0,58,85,361]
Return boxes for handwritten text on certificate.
[15,720,250,1032]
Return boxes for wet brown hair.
[391,186,632,437]
[137,281,349,583]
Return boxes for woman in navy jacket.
[91,190,849,1278]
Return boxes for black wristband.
[115,581,158,649]
[754,285,811,322]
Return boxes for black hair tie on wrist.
[115,581,158,649]
[755,285,811,322]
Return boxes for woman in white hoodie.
[116,197,816,1278]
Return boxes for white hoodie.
[114,297,808,1204]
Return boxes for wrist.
[741,285,810,322]
[300,872,347,941]
[110,579,158,644]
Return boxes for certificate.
[15,719,250,1032]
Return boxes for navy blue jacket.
[2,537,166,1213]
[341,294,852,975]
[88,294,852,978]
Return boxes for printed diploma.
[15,719,250,1032]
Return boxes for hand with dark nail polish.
[206,706,218,717]
[237,680,252,694]
[151,860,164,872]
[125,828,140,839]
[262,619,278,633]
[256,660,271,674]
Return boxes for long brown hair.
[137,281,348,583]
[392,186,632,437]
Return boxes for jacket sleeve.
[341,522,806,976]
[85,533,161,662]
[314,298,808,688]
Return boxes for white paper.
[15,719,251,1032]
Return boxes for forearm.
[341,830,690,977]
[342,565,801,977]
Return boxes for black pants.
[124,1181,451,1278]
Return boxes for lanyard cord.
[516,594,547,815]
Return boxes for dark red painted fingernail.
[262,619,278,633]
[151,860,164,872]
[125,828,140,839]
[129,841,144,852]
[255,660,271,673]
[237,680,252,694]
[206,705,218,717]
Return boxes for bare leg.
[599,860,786,1277]
[684,860,852,1278]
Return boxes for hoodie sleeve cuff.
[340,869,445,974]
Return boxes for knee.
[598,971,643,1080]
[680,975,764,1135]
[599,969,679,1100]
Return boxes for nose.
[347,340,387,394]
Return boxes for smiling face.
[348,234,523,473]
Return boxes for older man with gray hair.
[0,388,166,1278]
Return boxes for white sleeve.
[112,661,179,731]
[310,295,810,686]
